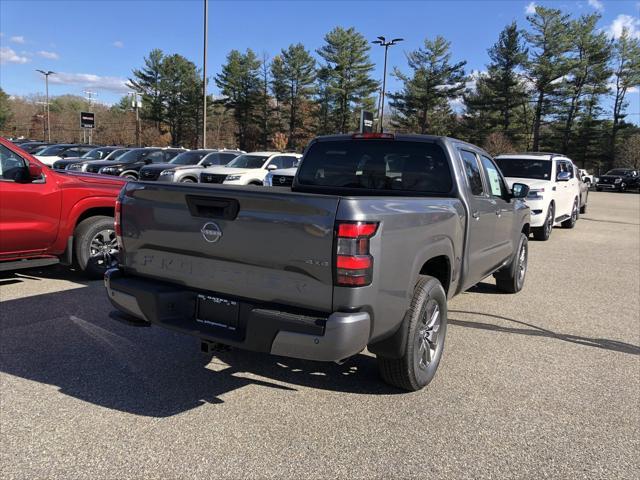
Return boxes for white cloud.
[10,35,25,44]
[525,2,537,14]
[47,72,132,93]
[113,40,124,48]
[0,46,30,64]
[607,14,640,39]
[588,0,604,11]
[37,50,59,60]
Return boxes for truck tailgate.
[120,183,339,312]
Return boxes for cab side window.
[0,144,27,181]
[480,155,506,197]
[459,150,484,196]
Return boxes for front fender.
[53,196,118,252]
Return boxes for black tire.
[494,233,528,293]
[618,183,626,193]
[122,173,138,181]
[74,215,118,279]
[377,275,447,392]
[532,203,554,241]
[249,181,263,186]
[596,187,602,192]
[180,177,196,183]
[562,198,578,228]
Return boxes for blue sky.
[1,0,638,123]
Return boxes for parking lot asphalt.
[1,191,639,479]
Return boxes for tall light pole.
[202,0,208,148]
[36,70,55,142]
[372,37,403,133]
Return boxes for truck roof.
[494,152,572,162]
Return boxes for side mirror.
[511,182,530,199]
[28,163,43,179]
[267,164,278,171]
[556,171,571,182]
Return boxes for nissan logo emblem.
[201,222,222,243]
[278,176,287,184]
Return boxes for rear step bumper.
[104,268,370,362]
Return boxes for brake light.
[335,221,378,287]
[351,132,395,139]
[114,199,122,247]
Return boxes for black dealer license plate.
[195,294,239,330]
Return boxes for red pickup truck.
[0,136,124,278]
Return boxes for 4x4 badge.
[201,222,222,243]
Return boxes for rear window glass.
[297,140,452,193]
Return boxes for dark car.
[15,141,51,154]
[596,168,639,192]
[34,144,99,166]
[138,149,217,181]
[66,148,131,172]
[52,146,123,170]
[91,147,186,179]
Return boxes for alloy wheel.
[416,299,441,371]
[89,229,118,269]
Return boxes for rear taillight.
[335,221,378,287]
[114,199,122,247]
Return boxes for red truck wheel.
[74,216,118,279]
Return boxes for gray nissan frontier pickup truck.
[105,133,531,391]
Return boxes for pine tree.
[389,36,466,135]
[609,28,640,168]
[317,27,378,133]
[525,6,572,151]
[158,54,202,147]
[130,49,165,129]
[463,23,528,146]
[555,13,611,154]
[215,49,262,150]
[270,43,316,149]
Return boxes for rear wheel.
[562,198,578,228]
[180,177,196,183]
[494,233,528,293]
[122,173,138,181]
[596,187,603,192]
[618,183,627,192]
[532,203,554,241]
[74,216,118,279]
[377,275,447,391]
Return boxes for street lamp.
[202,0,208,149]
[36,69,55,142]
[372,36,403,133]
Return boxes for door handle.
[472,211,480,220]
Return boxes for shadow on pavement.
[449,310,640,356]
[1,283,398,418]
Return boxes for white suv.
[494,153,581,241]
[199,152,301,186]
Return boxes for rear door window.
[460,150,484,196]
[297,140,452,194]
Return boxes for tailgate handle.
[186,195,239,220]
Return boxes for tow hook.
[201,340,232,354]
